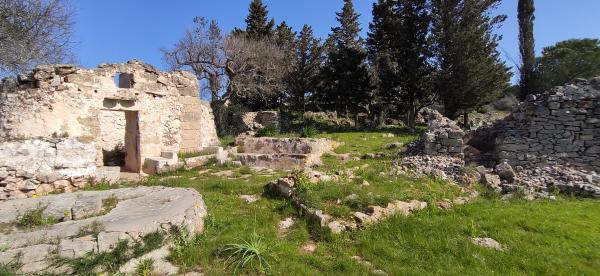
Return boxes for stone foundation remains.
[0,60,220,199]
[235,136,338,169]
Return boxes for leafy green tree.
[431,0,511,127]
[518,0,537,99]
[318,0,372,125]
[367,0,434,129]
[244,0,275,39]
[536,39,600,91]
[286,25,323,114]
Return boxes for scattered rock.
[373,269,388,275]
[384,142,404,150]
[351,256,372,267]
[362,153,387,160]
[239,194,260,204]
[353,200,427,227]
[480,173,502,193]
[495,162,516,183]
[211,170,234,177]
[119,245,179,275]
[471,237,505,251]
[300,240,317,254]
[278,217,295,233]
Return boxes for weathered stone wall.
[496,78,600,171]
[421,108,465,157]
[99,110,126,152]
[0,60,219,174]
[235,137,338,169]
[0,138,96,200]
[242,111,280,131]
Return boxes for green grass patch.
[15,206,58,229]
[69,128,600,275]
[59,231,165,275]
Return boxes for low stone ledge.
[0,186,207,274]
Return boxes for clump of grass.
[256,125,278,137]
[16,206,57,229]
[167,226,205,272]
[221,230,270,273]
[0,252,22,275]
[101,194,119,212]
[238,166,253,175]
[135,258,154,276]
[60,231,165,274]
[77,221,106,238]
[179,151,212,159]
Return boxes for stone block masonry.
[496,78,600,171]
[421,108,465,157]
[0,138,96,200]
[0,60,221,200]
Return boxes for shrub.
[16,207,57,228]
[255,125,278,137]
[300,125,318,138]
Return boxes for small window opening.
[114,73,134,88]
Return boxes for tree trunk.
[463,111,470,130]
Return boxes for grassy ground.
[80,127,600,275]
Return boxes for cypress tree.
[318,0,372,124]
[286,25,323,114]
[245,0,274,39]
[431,0,511,128]
[367,0,433,129]
[518,0,536,99]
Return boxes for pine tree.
[245,0,274,39]
[318,0,372,124]
[367,0,434,129]
[431,0,511,128]
[274,21,296,54]
[286,25,323,114]
[518,0,536,99]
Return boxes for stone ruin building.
[402,77,600,198]
[0,60,219,200]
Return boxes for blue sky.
[73,0,600,78]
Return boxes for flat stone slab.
[0,186,207,274]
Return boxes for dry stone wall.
[421,108,465,157]
[496,78,600,171]
[0,138,96,200]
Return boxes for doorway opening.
[100,110,141,172]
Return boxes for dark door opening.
[100,110,141,172]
